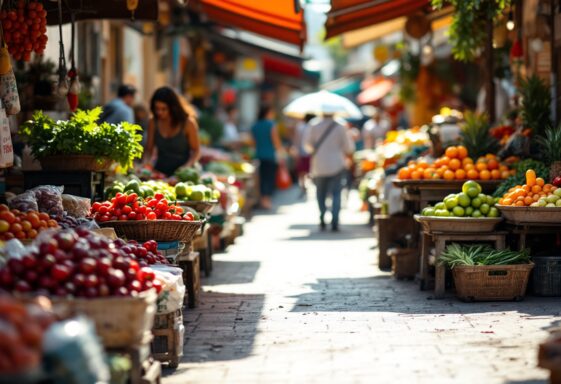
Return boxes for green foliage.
[493,159,549,197]
[519,75,552,136]
[19,108,143,171]
[198,111,223,145]
[399,50,420,103]
[460,111,499,159]
[432,0,512,62]
[536,124,561,165]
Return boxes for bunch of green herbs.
[439,243,530,268]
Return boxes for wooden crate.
[177,252,201,308]
[374,214,417,270]
[107,337,159,384]
[193,228,213,278]
[151,309,184,369]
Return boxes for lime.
[457,193,471,208]
[471,210,482,218]
[486,195,495,206]
[488,207,500,217]
[435,202,446,211]
[435,209,450,217]
[462,180,482,196]
[465,206,474,216]
[445,196,459,209]
[479,203,490,215]
[445,194,457,201]
[471,197,482,208]
[175,183,189,199]
[452,206,465,217]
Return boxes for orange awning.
[325,0,430,39]
[190,0,306,48]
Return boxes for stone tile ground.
[163,188,561,384]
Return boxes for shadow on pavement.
[162,291,265,375]
[203,261,261,286]
[289,277,561,316]
[504,380,547,384]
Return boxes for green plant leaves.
[19,109,143,172]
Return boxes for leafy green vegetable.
[19,108,143,172]
[493,159,549,197]
[439,243,530,268]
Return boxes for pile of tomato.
[0,1,48,62]
[0,205,59,241]
[91,192,195,222]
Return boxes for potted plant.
[537,125,561,181]
[19,107,143,172]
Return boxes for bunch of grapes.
[0,0,48,62]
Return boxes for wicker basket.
[452,263,534,302]
[177,201,217,214]
[414,215,503,233]
[496,205,561,224]
[51,290,157,348]
[388,247,418,279]
[99,220,203,242]
[40,155,113,172]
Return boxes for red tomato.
[146,212,157,220]
[122,206,132,215]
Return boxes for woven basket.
[99,220,203,242]
[452,263,534,302]
[40,155,113,172]
[388,248,418,279]
[51,290,157,348]
[178,201,217,214]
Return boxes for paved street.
[164,188,561,384]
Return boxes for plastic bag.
[62,194,91,218]
[30,185,64,218]
[276,164,292,190]
[151,265,185,314]
[7,191,39,212]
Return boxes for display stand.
[106,334,161,384]
[505,222,561,250]
[420,231,507,298]
[151,309,184,369]
[176,248,201,309]
[24,170,105,200]
[193,226,213,277]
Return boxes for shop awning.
[357,77,394,104]
[189,0,306,48]
[325,0,430,39]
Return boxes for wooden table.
[420,230,507,298]
[505,221,561,250]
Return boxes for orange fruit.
[435,168,445,177]
[455,169,466,180]
[417,161,429,169]
[485,154,496,160]
[500,171,510,179]
[499,165,509,172]
[479,170,491,180]
[443,170,455,180]
[457,146,468,159]
[536,177,545,187]
[533,194,540,202]
[464,163,475,171]
[408,160,416,166]
[439,156,450,166]
[476,162,488,171]
[445,146,459,159]
[543,184,552,194]
[491,170,501,180]
[467,169,479,179]
[411,171,422,180]
[515,200,525,206]
[523,185,531,192]
[487,159,499,170]
[398,168,411,180]
[531,185,542,194]
[423,169,434,179]
[524,196,533,206]
[503,198,513,206]
[526,170,536,186]
[462,157,474,165]
[449,158,461,171]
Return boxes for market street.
[163,188,561,384]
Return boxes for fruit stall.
[362,91,561,302]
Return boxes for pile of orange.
[498,170,557,206]
[397,146,514,181]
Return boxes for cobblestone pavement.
[163,188,561,384]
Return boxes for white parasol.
[283,90,363,119]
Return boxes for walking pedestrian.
[99,84,137,125]
[143,87,201,176]
[362,108,390,150]
[304,113,355,232]
[251,106,283,210]
[292,113,315,197]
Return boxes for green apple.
[452,206,465,217]
[530,202,539,207]
[479,203,490,215]
[554,188,561,197]
[422,207,435,216]
[487,207,500,217]
[445,196,459,209]
[462,180,482,196]
[471,198,482,209]
[457,193,471,208]
[435,202,446,211]
[556,199,561,207]
[546,195,560,204]
[486,195,496,206]
[435,209,450,217]
[465,206,474,216]
[546,203,556,207]
[538,198,548,207]
[471,210,483,218]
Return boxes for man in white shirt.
[304,114,355,231]
[220,106,242,149]
[362,109,390,149]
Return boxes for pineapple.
[519,75,552,136]
[460,112,499,159]
[536,125,561,180]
